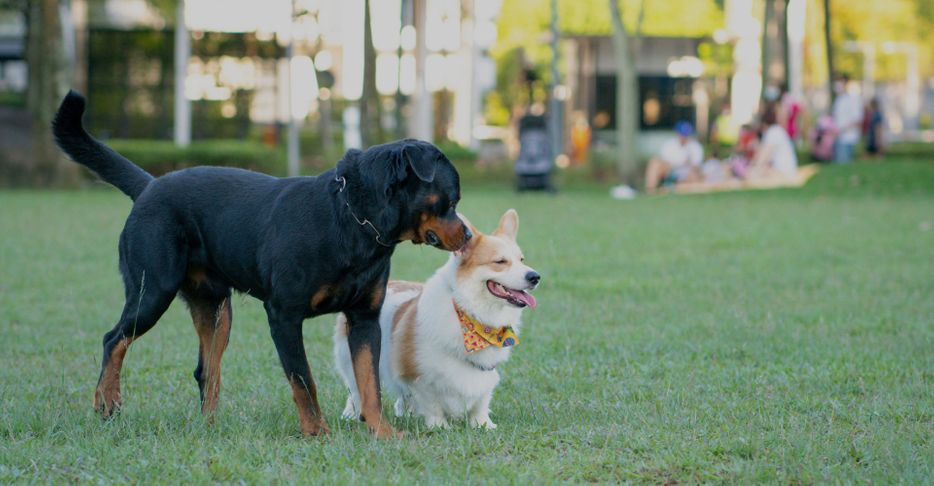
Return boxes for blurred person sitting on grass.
[645,121,704,194]
[748,106,798,180]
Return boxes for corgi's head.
[452,209,540,310]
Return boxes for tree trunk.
[548,0,562,160]
[782,0,791,89]
[174,0,191,147]
[761,0,773,90]
[608,0,639,179]
[823,0,835,103]
[27,0,79,187]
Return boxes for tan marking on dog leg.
[369,282,386,310]
[352,345,401,438]
[289,376,331,436]
[95,336,133,417]
[191,298,231,418]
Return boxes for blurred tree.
[781,0,791,88]
[561,0,721,37]
[608,0,644,179]
[490,0,723,128]
[803,0,933,94]
[25,0,79,186]
[822,0,834,102]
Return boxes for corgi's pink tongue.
[507,288,537,308]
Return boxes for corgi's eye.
[493,258,508,265]
[520,256,525,262]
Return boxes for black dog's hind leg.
[183,285,232,418]
[95,226,187,417]
[346,309,400,438]
[265,303,330,436]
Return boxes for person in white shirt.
[831,74,863,163]
[750,107,798,180]
[645,121,704,193]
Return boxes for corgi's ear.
[493,208,518,240]
[454,213,481,257]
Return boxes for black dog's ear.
[400,143,437,183]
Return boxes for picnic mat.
[672,164,820,194]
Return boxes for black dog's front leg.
[346,309,400,438]
[265,302,330,436]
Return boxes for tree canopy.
[821,0,933,81]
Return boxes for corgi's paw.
[393,398,410,417]
[425,415,449,429]
[470,416,497,430]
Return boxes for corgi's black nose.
[525,271,541,286]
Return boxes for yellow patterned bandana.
[454,301,519,353]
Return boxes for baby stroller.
[514,114,555,191]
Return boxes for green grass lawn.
[1,160,932,483]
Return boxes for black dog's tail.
[52,90,154,200]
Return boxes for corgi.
[333,209,540,429]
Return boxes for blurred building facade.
[565,35,708,135]
[0,0,501,147]
[1,0,931,159]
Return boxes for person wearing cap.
[645,121,704,194]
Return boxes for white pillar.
[411,0,433,142]
[726,0,761,125]
[905,44,920,131]
[173,0,191,147]
[286,0,299,176]
[450,0,473,147]
[340,0,364,149]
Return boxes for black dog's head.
[336,139,471,251]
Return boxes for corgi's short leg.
[341,394,360,420]
[469,393,497,429]
[411,390,448,428]
[393,396,410,417]
[333,314,362,420]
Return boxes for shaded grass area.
[0,160,932,483]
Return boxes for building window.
[593,74,695,131]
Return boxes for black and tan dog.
[52,91,470,438]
